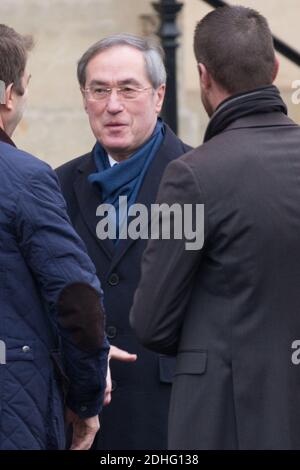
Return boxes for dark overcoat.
[131,112,300,449]
[56,124,191,449]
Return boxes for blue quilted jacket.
[0,137,108,449]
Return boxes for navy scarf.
[88,118,165,239]
[204,85,287,143]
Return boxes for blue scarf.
[88,118,165,240]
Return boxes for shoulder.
[56,151,91,182]
[0,142,53,186]
[175,129,238,169]
[55,152,91,197]
[0,143,67,213]
[161,124,193,158]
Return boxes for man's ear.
[80,88,88,113]
[155,83,166,114]
[4,83,15,110]
[272,56,280,83]
[197,63,211,91]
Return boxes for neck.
[210,90,231,115]
[108,152,131,162]
[0,113,14,138]
[0,115,5,134]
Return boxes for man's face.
[82,46,165,160]
[10,70,31,134]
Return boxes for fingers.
[103,364,112,406]
[103,391,111,406]
[70,429,95,450]
[70,416,100,451]
[109,345,137,362]
[102,347,138,408]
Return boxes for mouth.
[105,123,127,128]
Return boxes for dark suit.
[131,112,300,449]
[56,124,191,450]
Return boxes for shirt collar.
[107,154,119,167]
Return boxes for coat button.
[111,380,117,392]
[22,345,30,353]
[108,273,119,286]
[106,326,117,339]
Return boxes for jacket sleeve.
[14,163,109,418]
[130,157,205,355]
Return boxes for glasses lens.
[90,87,109,100]
[85,86,151,101]
[120,87,139,99]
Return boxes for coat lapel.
[73,154,115,260]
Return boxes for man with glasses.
[56,33,191,450]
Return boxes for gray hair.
[77,33,166,89]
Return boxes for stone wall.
[1,0,299,166]
[179,0,300,146]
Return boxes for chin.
[104,140,129,152]
[105,142,132,158]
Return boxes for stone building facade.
[1,0,299,167]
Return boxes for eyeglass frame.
[81,84,153,101]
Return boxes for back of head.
[77,33,166,89]
[194,6,275,95]
[0,24,33,96]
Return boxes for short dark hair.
[0,24,34,95]
[194,6,275,94]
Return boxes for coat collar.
[0,127,16,147]
[222,112,296,133]
[73,124,188,265]
[74,151,115,260]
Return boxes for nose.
[106,89,124,114]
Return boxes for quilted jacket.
[0,133,108,450]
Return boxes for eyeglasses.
[82,85,153,101]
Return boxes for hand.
[65,407,100,450]
[103,345,137,406]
